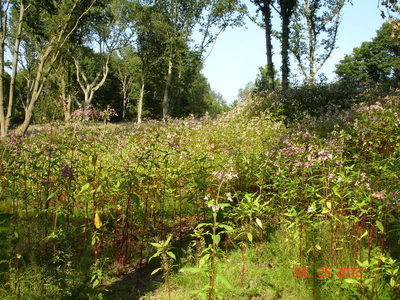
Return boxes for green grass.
[141,234,312,300]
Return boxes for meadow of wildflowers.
[0,95,399,299]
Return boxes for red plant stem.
[208,214,217,300]
[94,205,98,262]
[241,239,245,286]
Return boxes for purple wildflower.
[60,164,75,179]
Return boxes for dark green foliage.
[335,22,400,83]
[254,64,280,91]
[250,81,362,123]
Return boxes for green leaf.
[80,183,91,194]
[218,224,234,232]
[364,278,374,286]
[115,180,121,189]
[95,184,102,193]
[247,232,253,242]
[180,267,203,274]
[165,234,173,246]
[255,217,263,229]
[47,190,58,201]
[357,230,368,241]
[149,251,161,262]
[199,254,210,267]
[151,268,162,276]
[92,279,100,288]
[197,223,211,229]
[212,234,221,246]
[130,194,140,206]
[167,251,176,260]
[333,186,341,199]
[390,277,396,287]
[376,220,385,233]
[216,274,233,289]
[344,278,359,285]
[357,259,369,268]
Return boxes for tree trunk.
[306,0,315,85]
[5,1,24,134]
[59,70,72,122]
[162,57,173,120]
[84,89,92,106]
[281,11,290,90]
[0,0,24,138]
[264,2,275,90]
[279,0,296,91]
[122,77,127,120]
[16,44,53,135]
[137,78,144,124]
[65,95,72,121]
[18,89,40,134]
[121,74,131,120]
[0,26,6,138]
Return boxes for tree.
[73,0,130,107]
[378,0,400,38]
[112,46,140,120]
[152,0,202,120]
[277,0,297,90]
[140,0,245,120]
[254,64,279,90]
[0,0,27,138]
[53,53,77,122]
[15,0,99,135]
[197,0,246,56]
[74,48,110,106]
[131,2,168,123]
[252,0,275,90]
[335,22,400,83]
[290,0,346,85]
[237,81,254,102]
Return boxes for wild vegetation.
[1,88,400,299]
[1,0,400,299]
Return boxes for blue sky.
[201,0,385,104]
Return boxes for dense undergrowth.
[0,94,400,299]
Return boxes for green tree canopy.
[254,64,279,91]
[335,22,400,83]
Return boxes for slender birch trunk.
[0,0,25,138]
[0,5,6,137]
[122,75,128,120]
[16,43,54,135]
[162,56,173,120]
[137,77,144,124]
